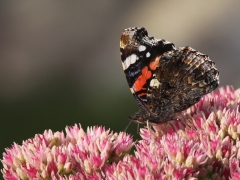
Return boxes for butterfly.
[120,27,219,125]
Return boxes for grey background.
[1,1,240,176]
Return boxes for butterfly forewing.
[120,27,175,105]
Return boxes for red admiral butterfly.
[120,27,219,125]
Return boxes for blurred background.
[1,1,240,175]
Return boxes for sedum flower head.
[2,86,240,179]
[1,125,133,179]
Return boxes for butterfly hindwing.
[145,47,219,123]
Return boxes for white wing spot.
[130,88,134,94]
[164,40,171,44]
[150,78,161,88]
[138,45,146,52]
[146,52,151,57]
[123,54,139,70]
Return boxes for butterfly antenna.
[147,120,151,135]
[123,120,132,132]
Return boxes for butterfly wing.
[145,46,219,123]
[120,27,175,113]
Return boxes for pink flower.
[1,125,133,179]
[2,86,240,179]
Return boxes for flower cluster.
[2,86,240,179]
[1,125,133,179]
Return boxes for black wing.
[120,27,175,113]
